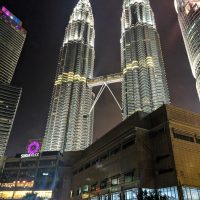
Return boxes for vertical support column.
[177,184,184,200]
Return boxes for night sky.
[0,0,199,156]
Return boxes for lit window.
[111,176,120,186]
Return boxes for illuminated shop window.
[124,189,137,200]
[0,191,14,199]
[82,193,90,199]
[158,187,178,199]
[111,192,120,200]
[182,186,200,200]
[34,190,52,198]
[91,197,98,200]
[13,191,32,199]
[100,194,109,200]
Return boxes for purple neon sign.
[27,141,41,155]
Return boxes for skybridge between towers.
[87,72,123,114]
[87,72,122,88]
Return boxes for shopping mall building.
[0,105,200,200]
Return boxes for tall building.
[42,0,95,152]
[0,6,26,84]
[174,0,200,100]
[0,84,21,157]
[121,0,170,119]
[0,6,26,161]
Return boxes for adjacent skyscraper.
[0,7,26,84]
[0,7,26,158]
[42,0,95,152]
[174,0,200,100]
[0,84,21,157]
[121,0,170,119]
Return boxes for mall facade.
[0,151,81,199]
[69,104,200,200]
[0,105,200,199]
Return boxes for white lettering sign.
[21,153,39,159]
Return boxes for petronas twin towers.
[121,0,170,118]
[42,0,95,152]
[42,0,170,152]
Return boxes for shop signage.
[21,153,39,159]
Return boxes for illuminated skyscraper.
[0,84,21,157]
[0,7,26,159]
[0,6,26,84]
[121,0,170,119]
[42,0,95,152]
[174,0,200,100]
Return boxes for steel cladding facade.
[0,8,26,84]
[174,0,200,100]
[0,7,26,158]
[0,84,21,157]
[42,0,95,152]
[121,0,170,119]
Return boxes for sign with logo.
[21,153,39,159]
[27,140,41,155]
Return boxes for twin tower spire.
[42,0,170,152]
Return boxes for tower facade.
[0,6,26,84]
[174,0,200,100]
[0,6,26,158]
[0,84,21,157]
[42,0,95,152]
[121,0,170,119]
